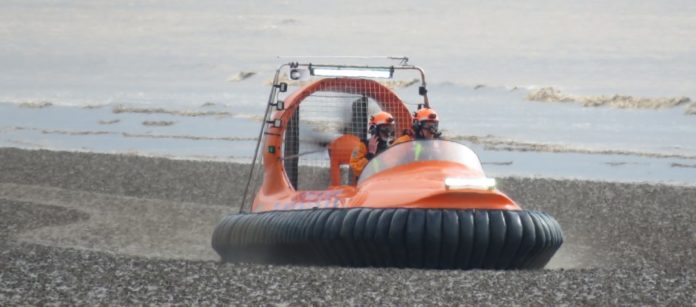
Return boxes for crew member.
[349,111,395,179]
[393,107,441,145]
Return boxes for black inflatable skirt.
[212,208,563,269]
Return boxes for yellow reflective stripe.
[371,159,381,172]
[414,142,423,161]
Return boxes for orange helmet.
[369,111,395,138]
[413,108,440,138]
[414,108,439,124]
[369,111,395,127]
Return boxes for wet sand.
[1,148,694,305]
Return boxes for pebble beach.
[1,148,694,305]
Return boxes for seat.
[327,134,362,186]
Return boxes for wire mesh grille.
[281,79,413,190]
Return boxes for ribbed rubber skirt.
[212,208,563,269]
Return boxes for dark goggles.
[374,124,395,137]
[421,121,439,132]
[378,124,395,134]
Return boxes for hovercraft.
[212,58,563,269]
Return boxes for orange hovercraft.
[212,58,563,269]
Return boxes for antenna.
[388,56,409,65]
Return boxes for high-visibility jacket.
[392,134,414,146]
[392,134,443,161]
[349,137,389,178]
[392,134,427,161]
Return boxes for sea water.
[1,0,694,185]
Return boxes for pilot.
[394,107,441,145]
[349,111,395,179]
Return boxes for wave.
[604,161,648,167]
[2,99,238,113]
[380,79,420,89]
[14,127,114,136]
[671,163,696,169]
[450,134,696,160]
[1,145,254,163]
[0,98,113,109]
[11,101,257,120]
[3,139,46,148]
[481,161,513,166]
[142,121,175,127]
[98,119,120,125]
[83,104,109,109]
[18,101,53,109]
[227,71,256,82]
[3,81,692,115]
[235,113,265,122]
[5,126,255,142]
[121,133,255,142]
[112,105,234,117]
[687,103,696,115]
[527,87,693,113]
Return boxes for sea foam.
[528,87,692,113]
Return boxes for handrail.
[239,63,289,213]
[290,62,429,107]
[239,58,427,212]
